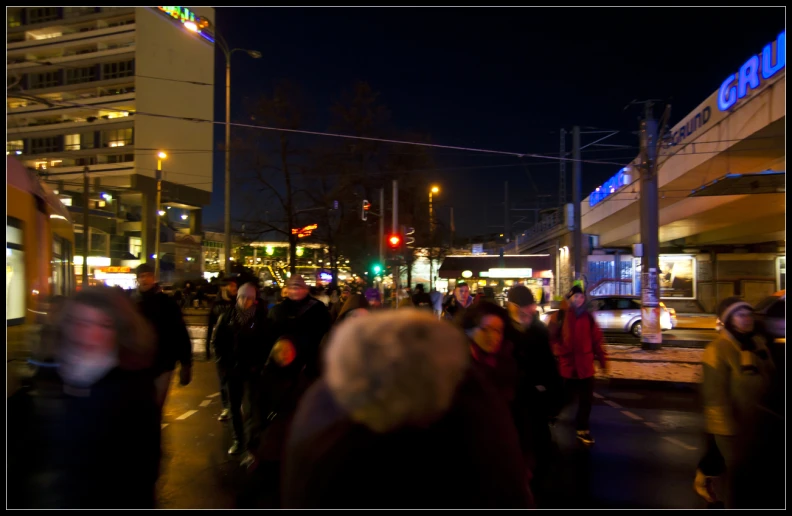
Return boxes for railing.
[493,210,566,254]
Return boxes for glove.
[179,365,192,386]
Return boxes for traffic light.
[387,233,402,250]
[372,263,382,275]
[361,200,371,221]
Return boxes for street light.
[428,185,440,290]
[193,16,261,276]
[154,151,167,279]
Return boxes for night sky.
[202,7,785,239]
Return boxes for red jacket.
[549,306,607,379]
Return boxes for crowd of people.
[7,267,782,509]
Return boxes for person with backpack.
[547,285,607,446]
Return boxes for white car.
[539,296,675,338]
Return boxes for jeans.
[216,363,230,410]
[227,373,262,452]
[564,377,594,431]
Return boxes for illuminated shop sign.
[157,7,215,43]
[718,31,785,112]
[589,166,633,207]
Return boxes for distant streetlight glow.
[183,21,198,32]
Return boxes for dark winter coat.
[281,368,532,509]
[207,291,236,351]
[507,317,564,418]
[255,360,311,463]
[412,291,433,310]
[548,306,606,379]
[211,303,270,374]
[10,369,161,509]
[442,295,474,321]
[335,294,370,324]
[132,285,192,376]
[267,296,332,381]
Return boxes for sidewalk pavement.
[597,345,702,384]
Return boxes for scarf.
[234,304,257,328]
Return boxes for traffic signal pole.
[379,188,385,299]
[393,180,399,307]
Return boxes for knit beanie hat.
[717,296,753,326]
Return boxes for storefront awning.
[438,255,552,279]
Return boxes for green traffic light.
[373,265,382,274]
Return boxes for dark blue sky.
[203,7,785,238]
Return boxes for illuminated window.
[64,134,80,151]
[129,237,141,258]
[102,128,133,148]
[35,161,48,170]
[7,217,26,325]
[6,140,24,155]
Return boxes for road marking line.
[644,421,661,431]
[176,410,198,420]
[663,436,698,451]
[161,423,169,429]
[604,400,623,409]
[207,392,220,398]
[199,400,212,408]
[621,410,643,421]
[593,392,604,399]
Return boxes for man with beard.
[505,285,563,504]
[210,282,270,468]
[132,264,192,411]
[268,275,332,382]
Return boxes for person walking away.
[210,282,270,468]
[329,287,351,322]
[132,264,192,412]
[364,288,384,310]
[430,288,444,318]
[208,276,240,419]
[442,282,474,321]
[694,297,776,509]
[14,288,161,508]
[267,275,332,384]
[411,283,433,310]
[238,337,311,508]
[281,310,533,508]
[505,285,563,504]
[547,285,607,446]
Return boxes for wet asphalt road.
[155,360,754,509]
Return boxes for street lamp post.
[429,186,440,291]
[154,152,167,280]
[191,18,261,276]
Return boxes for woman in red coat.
[547,286,607,445]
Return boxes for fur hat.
[324,310,470,433]
[717,296,753,326]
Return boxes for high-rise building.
[7,7,215,285]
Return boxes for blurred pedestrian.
[364,288,383,310]
[281,310,533,508]
[210,282,270,467]
[429,288,444,318]
[132,264,192,411]
[14,287,161,508]
[268,275,332,383]
[442,282,473,321]
[547,285,607,446]
[505,285,563,503]
[411,283,432,310]
[208,276,240,418]
[694,297,776,509]
[329,287,351,322]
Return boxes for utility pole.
[572,126,582,285]
[82,167,89,288]
[379,187,385,299]
[154,161,163,280]
[559,128,566,207]
[504,181,510,241]
[639,102,662,350]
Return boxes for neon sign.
[291,224,318,239]
[589,167,633,207]
[718,31,785,111]
[157,7,214,43]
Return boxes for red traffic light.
[387,234,401,248]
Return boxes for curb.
[596,377,700,391]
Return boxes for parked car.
[538,295,675,338]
